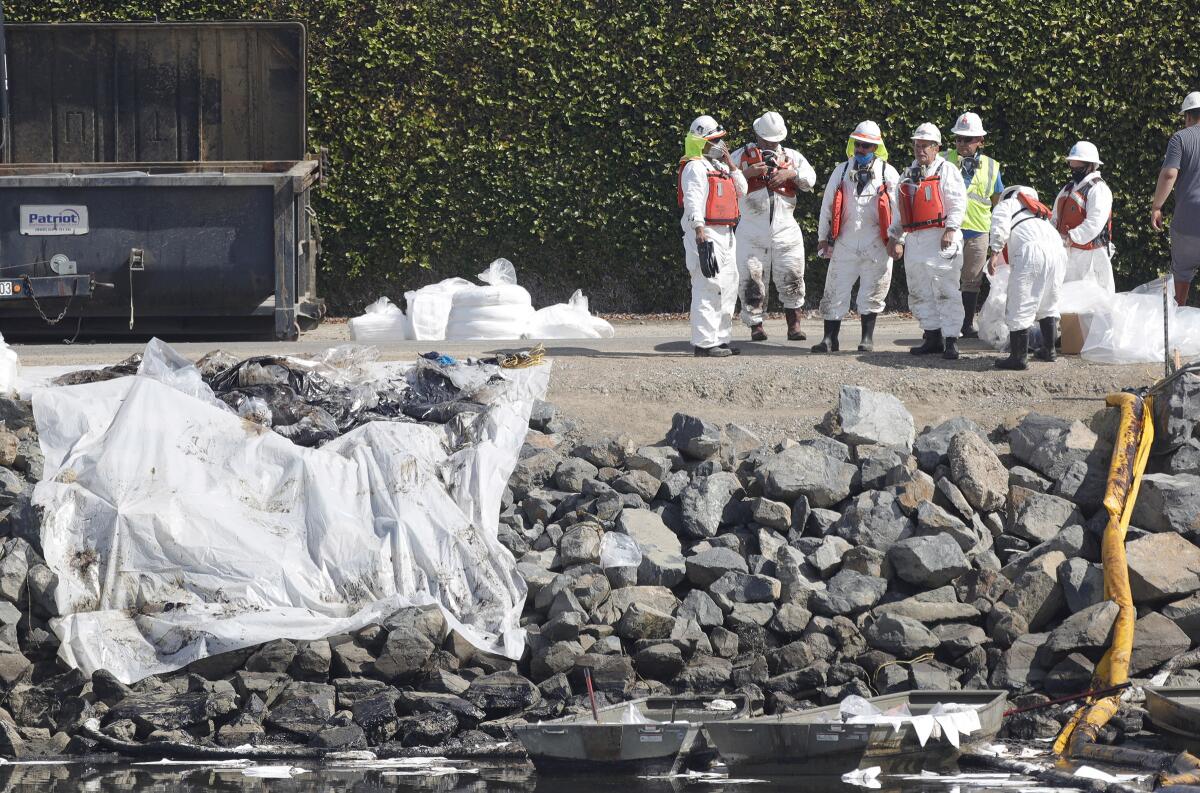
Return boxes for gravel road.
[9,314,1161,445]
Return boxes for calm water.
[0,759,1036,793]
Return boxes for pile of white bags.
[347,297,410,343]
[445,259,536,340]
[348,258,614,342]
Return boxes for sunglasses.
[954,136,980,143]
[853,142,875,150]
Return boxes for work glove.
[698,240,718,278]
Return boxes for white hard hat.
[1066,140,1102,165]
[849,120,883,144]
[1182,91,1200,114]
[753,111,788,143]
[689,115,726,140]
[950,112,987,137]
[912,122,942,144]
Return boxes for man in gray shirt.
[1152,91,1200,306]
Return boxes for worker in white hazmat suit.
[888,123,968,359]
[731,111,817,341]
[987,185,1067,370]
[1050,141,1115,293]
[813,120,900,352]
[678,115,748,357]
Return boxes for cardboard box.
[1059,313,1087,355]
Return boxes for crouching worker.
[987,186,1067,370]
[813,121,900,352]
[888,123,968,359]
[678,115,747,358]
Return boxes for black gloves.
[698,239,718,278]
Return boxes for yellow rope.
[498,343,547,369]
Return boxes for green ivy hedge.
[7,1,1197,313]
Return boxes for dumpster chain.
[20,274,78,326]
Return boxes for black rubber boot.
[942,335,960,360]
[858,313,877,352]
[694,345,733,358]
[750,324,768,341]
[995,330,1029,370]
[811,320,841,353]
[961,292,980,338]
[719,343,742,356]
[909,330,944,355]
[1035,317,1058,361]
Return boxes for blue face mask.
[853,153,875,168]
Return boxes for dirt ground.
[9,314,1164,446]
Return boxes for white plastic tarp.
[34,344,547,683]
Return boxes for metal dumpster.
[0,21,324,340]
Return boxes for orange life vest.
[898,162,948,232]
[740,143,798,198]
[829,160,893,245]
[1054,177,1112,251]
[677,157,740,227]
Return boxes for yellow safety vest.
[947,150,1000,233]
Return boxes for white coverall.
[989,195,1067,331]
[680,158,748,348]
[816,157,900,319]
[1049,172,1115,293]
[730,145,817,326]
[889,156,968,338]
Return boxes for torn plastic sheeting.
[35,349,548,683]
[842,766,882,788]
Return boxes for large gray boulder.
[1130,612,1192,676]
[559,523,603,567]
[685,547,748,588]
[616,603,675,641]
[913,417,989,471]
[1046,601,1119,653]
[1130,473,1200,533]
[1006,487,1084,544]
[948,432,1008,512]
[810,570,888,617]
[708,572,781,606]
[1126,533,1200,603]
[679,473,744,539]
[617,509,686,587]
[1000,551,1066,630]
[755,445,856,508]
[991,632,1049,692]
[865,614,939,657]
[888,535,970,588]
[1163,592,1200,643]
[832,386,916,452]
[1009,414,1099,480]
[1058,558,1105,612]
[835,490,913,551]
[666,413,723,460]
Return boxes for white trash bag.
[599,531,642,570]
[529,290,615,339]
[405,278,473,341]
[977,266,1010,351]
[1081,279,1174,364]
[445,258,536,340]
[349,297,410,343]
[0,333,19,396]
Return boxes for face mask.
[853,153,875,168]
[1070,165,1090,183]
[960,154,979,182]
[706,140,729,161]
